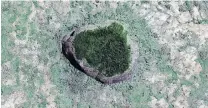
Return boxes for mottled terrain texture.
[1,1,208,108]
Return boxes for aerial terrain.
[1,1,208,108]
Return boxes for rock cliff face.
[62,23,138,84]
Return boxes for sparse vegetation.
[73,22,130,77]
[198,19,208,24]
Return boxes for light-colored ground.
[1,1,208,108]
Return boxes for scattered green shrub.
[73,22,130,77]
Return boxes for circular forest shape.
[73,22,131,77]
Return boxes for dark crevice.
[62,45,85,72]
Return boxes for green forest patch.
[73,22,130,77]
